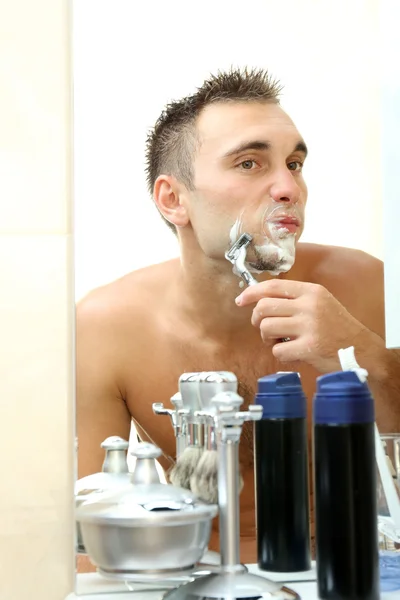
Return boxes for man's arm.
[305,247,400,432]
[355,329,400,432]
[75,295,132,573]
[235,247,400,432]
[76,295,132,479]
[341,253,400,433]
[315,250,400,432]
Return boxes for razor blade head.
[225,232,253,262]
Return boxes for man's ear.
[153,175,190,228]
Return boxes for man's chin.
[248,247,297,275]
[248,261,294,277]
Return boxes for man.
[76,67,400,568]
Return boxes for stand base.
[163,570,301,600]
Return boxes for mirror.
[73,0,387,594]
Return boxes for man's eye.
[239,160,256,170]
[288,161,303,172]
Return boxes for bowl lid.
[75,482,218,526]
[75,471,130,497]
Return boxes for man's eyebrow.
[222,140,271,158]
[222,139,308,159]
[295,141,308,157]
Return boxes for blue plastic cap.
[254,372,306,419]
[314,370,375,425]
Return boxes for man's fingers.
[236,279,309,307]
[258,317,299,341]
[251,300,297,327]
[272,337,307,363]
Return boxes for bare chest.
[123,334,319,471]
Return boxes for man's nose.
[269,169,301,204]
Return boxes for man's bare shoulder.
[76,258,179,328]
[296,242,383,286]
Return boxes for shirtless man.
[76,67,400,568]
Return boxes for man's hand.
[235,279,369,373]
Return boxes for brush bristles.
[190,449,244,504]
[190,450,219,504]
[168,446,203,489]
[168,446,244,504]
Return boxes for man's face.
[184,101,308,274]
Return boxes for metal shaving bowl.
[76,481,218,580]
[74,435,131,554]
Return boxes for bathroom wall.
[0,1,75,599]
[73,0,383,302]
[0,0,392,598]
[380,0,400,348]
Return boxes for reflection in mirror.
[73,0,400,596]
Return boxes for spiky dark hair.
[145,67,283,233]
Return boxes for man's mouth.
[268,216,300,234]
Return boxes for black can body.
[314,422,379,599]
[255,416,311,572]
[253,372,311,573]
[313,370,379,600]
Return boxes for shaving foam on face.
[254,222,296,276]
[228,203,299,278]
[229,212,244,247]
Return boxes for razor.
[225,233,258,287]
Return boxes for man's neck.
[168,245,295,344]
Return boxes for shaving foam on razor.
[338,345,400,541]
[225,232,258,287]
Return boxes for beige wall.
[0,1,75,598]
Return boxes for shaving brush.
[169,445,204,489]
[189,372,244,504]
[167,373,205,489]
[152,390,202,490]
[189,415,244,503]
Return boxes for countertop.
[66,564,400,599]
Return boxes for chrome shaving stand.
[163,391,301,600]
[153,372,239,461]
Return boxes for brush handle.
[218,432,242,568]
[210,392,262,569]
